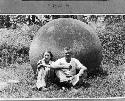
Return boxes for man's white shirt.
[52,57,87,77]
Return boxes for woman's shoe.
[38,87,48,91]
[32,87,38,91]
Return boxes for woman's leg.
[36,68,46,89]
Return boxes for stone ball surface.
[29,18,102,74]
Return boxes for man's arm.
[37,61,70,69]
[78,67,87,77]
[47,59,71,69]
[50,63,71,69]
[75,59,87,77]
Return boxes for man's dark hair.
[64,47,71,51]
[64,47,72,55]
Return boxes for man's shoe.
[62,87,66,90]
[61,87,69,92]
[71,87,78,93]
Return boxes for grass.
[0,61,124,98]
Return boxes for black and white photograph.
[1,0,125,100]
[0,15,125,99]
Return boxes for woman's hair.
[42,51,53,61]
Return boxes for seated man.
[51,47,87,89]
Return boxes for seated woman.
[35,51,54,91]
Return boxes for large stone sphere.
[29,18,102,75]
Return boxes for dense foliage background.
[0,15,125,67]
